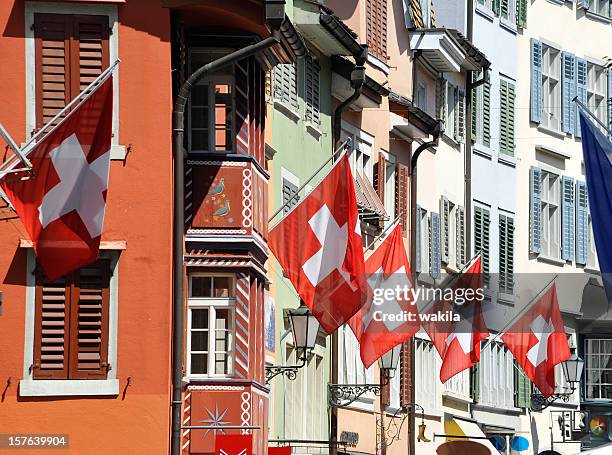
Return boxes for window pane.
[213,277,233,297]
[191,107,209,129]
[191,354,208,374]
[191,308,209,329]
[215,353,228,374]
[191,277,212,297]
[191,330,208,352]
[192,84,209,107]
[191,130,208,151]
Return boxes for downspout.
[333,46,368,149]
[171,30,281,455]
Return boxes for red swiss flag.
[2,77,113,281]
[501,283,570,398]
[423,255,489,383]
[349,222,419,367]
[268,153,367,333]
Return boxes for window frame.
[20,249,120,397]
[588,0,612,19]
[540,170,561,259]
[541,44,562,132]
[479,339,515,409]
[25,2,123,159]
[586,61,607,127]
[584,337,612,401]
[186,273,237,378]
[341,122,375,185]
[415,337,437,412]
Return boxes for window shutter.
[493,0,500,16]
[440,196,450,263]
[430,212,441,279]
[514,361,532,408]
[366,0,387,61]
[396,163,409,235]
[471,363,480,402]
[529,166,542,254]
[456,205,466,267]
[282,178,300,214]
[575,58,587,138]
[500,80,509,155]
[304,56,321,128]
[474,206,490,286]
[576,180,589,265]
[69,260,110,379]
[530,39,543,124]
[607,68,612,134]
[499,214,515,294]
[508,82,515,155]
[456,90,465,143]
[375,156,386,204]
[415,205,422,273]
[561,176,575,261]
[34,14,71,130]
[561,53,576,134]
[33,274,70,379]
[72,15,110,97]
[273,63,298,112]
[517,0,527,28]
[436,78,447,124]
[483,79,491,147]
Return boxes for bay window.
[585,338,612,400]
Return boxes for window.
[479,341,514,408]
[339,325,375,405]
[440,197,464,269]
[477,0,493,10]
[33,12,110,130]
[342,124,374,184]
[188,49,235,153]
[541,44,562,131]
[587,62,607,127]
[585,338,612,400]
[272,63,298,113]
[499,79,516,156]
[282,177,300,215]
[472,72,491,148]
[446,84,456,140]
[187,274,235,377]
[474,205,490,286]
[285,347,326,439]
[429,212,441,279]
[444,368,470,397]
[499,214,514,294]
[32,260,111,380]
[304,56,321,128]
[540,170,561,259]
[588,0,612,18]
[416,207,430,274]
[415,82,427,111]
[415,338,436,411]
[366,0,387,61]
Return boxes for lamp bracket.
[530,386,575,411]
[264,353,307,384]
[328,378,389,408]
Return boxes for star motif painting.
[200,403,231,436]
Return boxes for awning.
[354,172,387,219]
[444,416,501,454]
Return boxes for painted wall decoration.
[264,295,275,353]
[215,434,253,455]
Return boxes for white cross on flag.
[422,255,489,383]
[501,283,570,398]
[268,153,367,333]
[2,77,113,281]
[348,222,419,367]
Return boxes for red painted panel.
[268,448,291,455]
[216,435,252,455]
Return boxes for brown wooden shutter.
[396,163,409,235]
[375,156,386,204]
[33,273,70,379]
[71,15,110,98]
[365,0,387,61]
[34,13,71,130]
[69,260,111,379]
[399,341,412,407]
[34,13,109,130]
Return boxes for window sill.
[535,143,572,160]
[537,124,566,139]
[536,254,566,267]
[498,153,516,167]
[475,4,494,21]
[273,100,300,123]
[585,11,612,24]
[473,144,493,160]
[19,379,119,397]
[442,390,473,404]
[497,291,516,304]
[366,53,390,75]
[305,123,322,140]
[583,264,600,274]
[499,18,518,34]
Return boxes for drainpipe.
[333,46,368,149]
[171,29,282,455]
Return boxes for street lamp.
[328,344,402,407]
[265,304,320,384]
[531,354,585,411]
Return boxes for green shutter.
[514,361,532,408]
[493,0,501,16]
[440,196,450,264]
[517,0,527,28]
[499,214,515,294]
[456,205,466,267]
[471,363,480,403]
[474,206,490,286]
[483,79,491,147]
[471,72,478,141]
[508,81,515,156]
[499,80,514,156]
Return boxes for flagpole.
[268,138,352,223]
[480,274,558,352]
[573,97,612,136]
[0,60,121,174]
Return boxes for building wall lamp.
[531,354,585,411]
